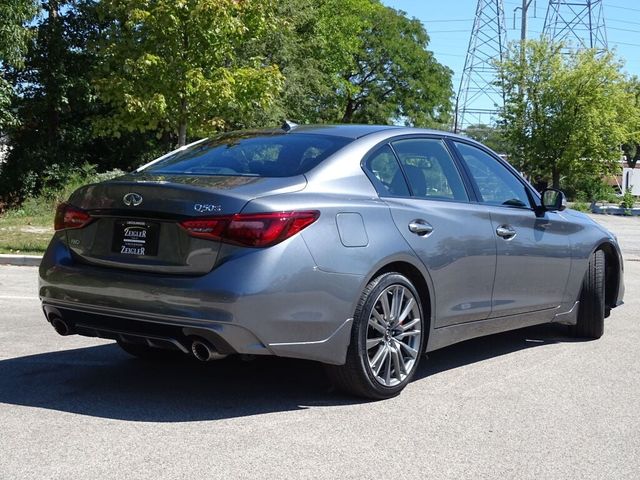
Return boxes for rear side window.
[391,138,468,202]
[144,133,352,177]
[364,145,410,196]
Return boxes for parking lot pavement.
[1,216,639,480]
[588,213,640,260]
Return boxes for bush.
[572,201,591,212]
[2,164,124,218]
[569,176,618,203]
[620,189,635,209]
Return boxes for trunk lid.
[64,173,306,274]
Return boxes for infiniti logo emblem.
[123,192,143,207]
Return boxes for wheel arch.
[366,260,432,347]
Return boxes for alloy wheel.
[366,285,422,387]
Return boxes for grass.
[0,208,54,254]
[0,165,125,255]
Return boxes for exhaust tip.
[191,340,212,362]
[51,317,71,336]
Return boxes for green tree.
[498,40,638,189]
[622,76,640,168]
[94,0,284,146]
[250,0,371,125]
[255,0,452,126]
[0,0,37,131]
[339,4,453,126]
[463,124,509,153]
[1,1,162,202]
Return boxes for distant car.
[39,124,624,399]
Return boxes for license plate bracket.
[112,220,159,257]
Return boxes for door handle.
[496,225,516,239]
[408,219,433,236]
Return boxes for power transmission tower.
[455,0,507,133]
[542,0,608,53]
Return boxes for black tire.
[572,249,606,339]
[116,339,183,361]
[326,272,426,400]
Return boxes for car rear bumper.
[40,300,353,364]
[39,235,361,365]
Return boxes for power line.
[606,3,640,14]
[433,52,467,57]
[422,18,475,23]
[608,18,640,27]
[608,26,640,34]
[608,40,640,48]
[428,29,474,33]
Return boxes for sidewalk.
[0,254,42,266]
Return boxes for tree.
[463,124,509,153]
[339,4,453,126]
[94,0,284,146]
[254,0,453,127]
[249,0,373,125]
[498,40,638,189]
[1,1,163,202]
[622,76,640,168]
[0,0,37,131]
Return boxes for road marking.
[0,295,38,300]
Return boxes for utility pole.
[542,0,608,54]
[454,0,507,133]
[513,1,536,42]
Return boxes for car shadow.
[0,324,581,422]
[418,323,580,380]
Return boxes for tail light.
[180,211,319,247]
[54,203,93,231]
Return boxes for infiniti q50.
[39,124,624,399]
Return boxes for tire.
[572,249,606,339]
[116,339,183,361]
[326,272,426,400]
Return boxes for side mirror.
[541,188,566,212]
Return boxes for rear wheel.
[572,249,606,339]
[326,272,425,399]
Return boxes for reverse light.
[54,203,93,231]
[179,211,320,247]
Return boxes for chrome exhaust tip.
[191,340,212,361]
[191,339,227,361]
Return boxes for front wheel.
[572,249,606,339]
[326,272,425,399]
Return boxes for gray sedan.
[39,124,624,399]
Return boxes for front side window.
[454,142,530,208]
[143,133,352,177]
[391,138,468,202]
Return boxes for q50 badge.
[194,203,222,213]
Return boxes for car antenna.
[281,120,298,132]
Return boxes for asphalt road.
[1,214,639,479]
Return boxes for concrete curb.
[591,205,640,216]
[0,254,42,266]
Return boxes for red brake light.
[54,203,93,231]
[179,211,319,247]
[178,218,229,241]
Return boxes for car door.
[363,137,497,328]
[450,140,572,317]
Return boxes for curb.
[0,254,42,266]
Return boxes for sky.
[381,0,640,126]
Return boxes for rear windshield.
[143,132,352,177]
